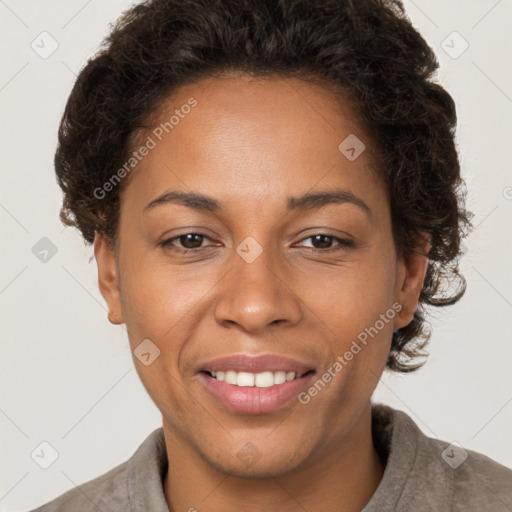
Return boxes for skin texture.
[95,73,428,512]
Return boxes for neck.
[163,404,384,512]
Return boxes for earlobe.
[94,232,125,324]
[393,233,430,330]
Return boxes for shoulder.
[368,404,512,511]
[30,427,167,512]
[424,435,512,510]
[30,459,129,512]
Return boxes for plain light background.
[1,0,511,510]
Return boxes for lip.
[199,371,315,414]
[198,354,315,375]
[197,353,316,414]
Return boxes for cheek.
[118,243,213,342]
[317,247,398,374]
[117,262,199,414]
[312,250,397,330]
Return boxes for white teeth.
[225,370,237,385]
[210,370,299,387]
[236,371,255,387]
[255,371,274,388]
[274,371,286,385]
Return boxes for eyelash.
[160,232,354,253]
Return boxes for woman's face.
[95,73,427,477]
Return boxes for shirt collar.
[125,404,452,511]
[128,426,170,511]
[363,404,452,511]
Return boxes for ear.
[94,232,124,325]
[393,232,430,330]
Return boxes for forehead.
[121,73,385,214]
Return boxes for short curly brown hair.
[55,0,472,372]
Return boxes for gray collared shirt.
[31,404,512,511]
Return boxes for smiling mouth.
[199,368,317,414]
[201,369,315,388]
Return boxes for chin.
[207,455,304,479]
[197,439,315,479]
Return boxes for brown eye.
[297,234,354,251]
[161,232,210,250]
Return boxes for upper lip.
[198,354,315,376]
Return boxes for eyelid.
[294,233,354,249]
[160,231,215,249]
[160,231,355,252]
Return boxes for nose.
[214,245,303,333]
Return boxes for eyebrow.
[144,189,371,216]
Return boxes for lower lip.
[199,372,315,414]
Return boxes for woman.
[32,0,512,510]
